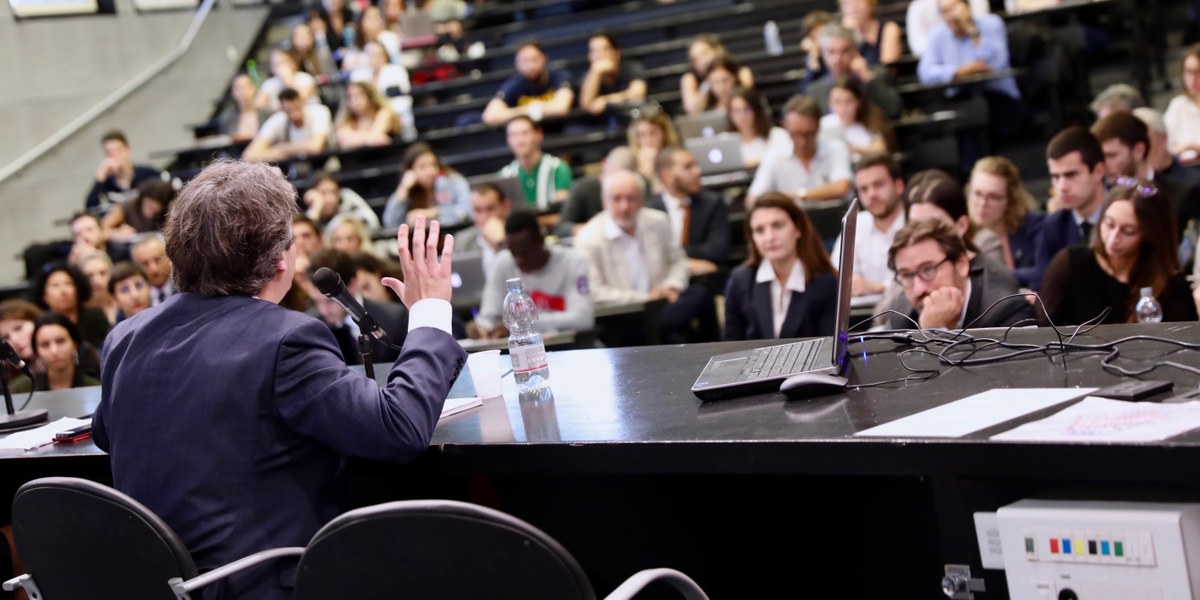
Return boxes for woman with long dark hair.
[33,262,111,350]
[381,143,471,228]
[8,313,100,393]
[819,77,895,160]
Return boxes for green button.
[1115,541,1124,557]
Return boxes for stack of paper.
[0,417,90,452]
[854,388,1094,438]
[992,397,1200,442]
[441,397,482,420]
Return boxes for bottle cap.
[1140,287,1153,297]
[506,278,523,290]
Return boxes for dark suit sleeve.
[1030,216,1064,292]
[556,178,599,237]
[688,194,730,264]
[1038,247,1072,326]
[273,319,466,462]
[722,269,749,341]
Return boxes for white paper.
[854,388,1095,438]
[992,397,1200,442]
[0,417,91,452]
[441,397,482,420]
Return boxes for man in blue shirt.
[483,41,575,126]
[917,0,1021,100]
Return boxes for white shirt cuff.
[407,298,453,336]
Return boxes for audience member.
[627,109,679,189]
[819,77,896,160]
[305,249,410,364]
[483,41,574,126]
[107,261,152,323]
[1092,111,1200,232]
[906,170,1005,267]
[309,0,352,55]
[906,0,989,57]
[727,87,789,168]
[917,0,1021,107]
[8,313,100,393]
[304,172,381,232]
[33,262,111,350]
[85,130,164,212]
[1090,83,1146,119]
[288,21,335,78]
[574,170,714,344]
[455,182,512,277]
[101,179,174,243]
[698,54,745,115]
[243,88,333,162]
[841,0,902,65]
[966,156,1044,287]
[349,251,398,304]
[800,11,835,86]
[723,193,838,341]
[578,31,647,115]
[79,251,117,325]
[473,210,594,338]
[293,215,323,259]
[130,234,175,305]
[255,50,317,112]
[1165,44,1200,159]
[807,24,903,119]
[287,216,321,313]
[649,146,730,276]
[325,216,376,256]
[349,42,414,139]
[1033,127,1108,290]
[558,146,639,237]
[747,95,853,204]
[498,116,573,210]
[681,34,755,115]
[68,212,120,266]
[887,220,1034,329]
[335,81,401,150]
[0,300,42,376]
[1134,107,1200,223]
[832,153,906,297]
[382,142,472,229]
[1041,181,1196,324]
[218,73,270,142]
[340,6,401,74]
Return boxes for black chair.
[174,499,709,600]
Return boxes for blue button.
[1101,541,1111,555]
[1063,539,1072,554]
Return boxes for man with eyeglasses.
[747,95,852,205]
[885,220,1033,330]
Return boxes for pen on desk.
[501,369,514,379]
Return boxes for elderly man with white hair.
[574,169,717,343]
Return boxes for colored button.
[1050,539,1060,553]
[1025,538,1035,553]
[1115,541,1124,557]
[1075,539,1085,554]
[1063,539,1072,554]
[1088,540,1097,555]
[1101,541,1111,555]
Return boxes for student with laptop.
[454,182,512,277]
[747,95,853,205]
[647,146,730,277]
[723,193,838,341]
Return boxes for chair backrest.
[12,477,197,600]
[293,499,596,600]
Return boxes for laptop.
[691,199,859,401]
[401,11,436,39]
[674,110,729,140]
[685,134,745,176]
[450,250,486,311]
[468,175,525,207]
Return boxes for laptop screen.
[830,199,859,368]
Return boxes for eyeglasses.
[970,190,1007,205]
[894,257,950,288]
[1112,176,1158,198]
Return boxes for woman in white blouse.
[1164,45,1200,159]
[818,77,893,161]
[726,87,789,168]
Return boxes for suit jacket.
[1009,211,1045,289]
[320,298,410,365]
[574,208,690,305]
[94,293,466,600]
[888,256,1034,329]
[722,264,838,341]
[1156,163,1200,232]
[646,190,731,265]
[1030,208,1087,291]
[556,175,603,238]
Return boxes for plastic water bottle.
[434,175,449,206]
[764,21,783,56]
[503,278,550,394]
[1135,287,1163,323]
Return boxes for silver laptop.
[468,175,525,207]
[685,134,745,176]
[691,199,858,401]
[674,110,729,140]
[449,250,486,311]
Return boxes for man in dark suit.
[306,249,409,364]
[93,160,466,600]
[887,220,1034,329]
[646,145,731,277]
[1031,127,1108,291]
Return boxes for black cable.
[17,389,33,412]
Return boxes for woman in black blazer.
[724,193,839,340]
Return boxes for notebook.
[691,199,858,401]
[450,250,486,311]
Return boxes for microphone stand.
[0,367,48,432]
[359,333,375,381]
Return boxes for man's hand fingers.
[425,219,441,271]
[411,216,428,269]
[396,224,415,273]
[440,233,455,276]
[381,277,406,303]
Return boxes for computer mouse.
[779,373,849,399]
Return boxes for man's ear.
[954,255,971,279]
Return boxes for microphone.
[0,339,47,431]
[312,267,384,340]
[0,340,29,373]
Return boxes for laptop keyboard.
[736,339,823,381]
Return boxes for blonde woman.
[965,156,1045,288]
[335,81,401,150]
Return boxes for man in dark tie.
[1030,127,1108,290]
[130,233,174,305]
[94,159,466,600]
[647,145,730,277]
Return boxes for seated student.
[455,182,512,277]
[680,34,756,115]
[697,53,746,115]
[255,49,318,112]
[1134,107,1200,211]
[0,300,42,379]
[472,210,595,338]
[1090,83,1146,120]
[1164,44,1200,159]
[819,77,895,161]
[482,41,574,126]
[647,146,731,276]
[349,251,399,304]
[339,6,401,74]
[917,0,1022,105]
[304,249,410,365]
[78,251,117,326]
[288,21,336,78]
[33,261,111,350]
[497,116,573,210]
[832,153,907,298]
[807,24,903,119]
[1042,181,1197,325]
[906,170,1006,268]
[334,81,401,150]
[905,0,988,57]
[324,215,377,257]
[886,220,1034,330]
[557,146,638,238]
[349,42,414,139]
[800,11,834,88]
[101,179,174,243]
[8,313,100,393]
[841,0,903,65]
[85,130,165,212]
[382,143,472,229]
[727,87,790,169]
[243,88,333,163]
[68,212,124,267]
[578,31,647,116]
[1033,127,1108,290]
[131,234,175,306]
[747,95,853,204]
[218,73,272,142]
[293,215,324,260]
[723,193,838,341]
[966,156,1045,288]
[308,0,351,56]
[303,171,381,233]
[108,261,152,323]
[627,108,679,191]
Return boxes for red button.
[1050,539,1059,554]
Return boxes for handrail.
[0,0,218,186]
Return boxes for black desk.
[10,323,1200,597]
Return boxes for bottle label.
[510,344,547,373]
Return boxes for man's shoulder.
[639,206,671,228]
